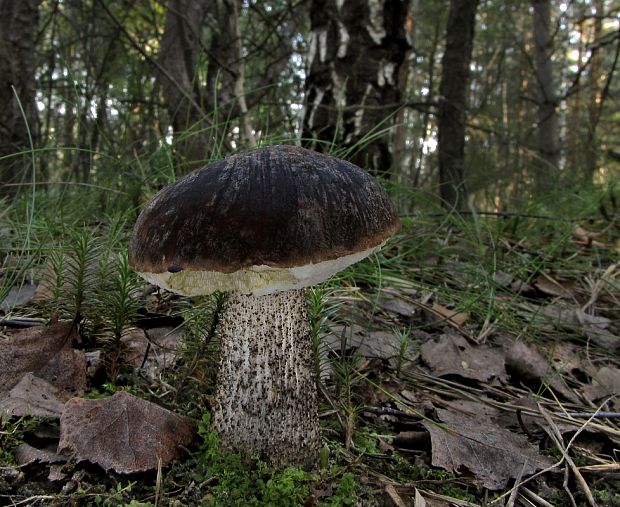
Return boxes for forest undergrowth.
[0,174,619,506]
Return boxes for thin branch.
[95,0,206,122]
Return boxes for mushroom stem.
[213,289,320,468]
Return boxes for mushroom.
[128,145,399,468]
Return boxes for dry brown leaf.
[58,391,196,474]
[119,328,150,367]
[0,283,37,311]
[502,339,548,378]
[575,309,619,351]
[323,325,418,362]
[413,488,427,507]
[420,333,506,382]
[376,295,418,318]
[504,340,579,403]
[573,225,607,247]
[48,464,67,482]
[391,486,482,507]
[443,399,501,421]
[574,225,603,240]
[0,373,66,418]
[422,408,553,490]
[14,443,65,466]
[533,275,573,298]
[582,366,620,407]
[493,270,514,287]
[527,303,619,350]
[38,347,87,397]
[0,322,74,392]
[118,327,183,379]
[143,326,183,377]
[431,303,470,327]
[547,341,583,375]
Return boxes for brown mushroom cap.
[129,145,399,295]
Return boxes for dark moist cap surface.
[129,145,400,295]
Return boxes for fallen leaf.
[143,326,183,377]
[14,443,65,466]
[48,464,67,482]
[442,399,501,421]
[0,283,37,311]
[547,341,583,375]
[503,340,579,403]
[37,347,86,397]
[322,325,418,362]
[118,327,183,379]
[583,366,620,406]
[85,350,103,379]
[413,488,426,507]
[375,295,417,319]
[0,373,66,418]
[574,225,603,240]
[147,325,183,351]
[573,225,607,248]
[119,328,150,367]
[492,271,513,287]
[431,303,469,328]
[533,275,573,298]
[521,303,619,350]
[575,309,619,351]
[420,333,506,382]
[422,408,553,490]
[537,302,579,324]
[510,279,535,294]
[0,322,74,392]
[58,391,195,474]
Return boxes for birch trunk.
[302,0,410,175]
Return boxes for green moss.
[0,413,44,465]
[190,413,361,506]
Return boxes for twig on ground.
[521,486,555,507]
[417,488,482,507]
[364,406,421,419]
[561,411,620,419]
[0,317,46,328]
[505,460,527,507]
[538,404,597,507]
[385,484,408,507]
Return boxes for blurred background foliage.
[0,0,618,214]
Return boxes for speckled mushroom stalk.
[214,290,319,468]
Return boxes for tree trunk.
[302,0,410,175]
[158,0,213,167]
[437,0,479,210]
[532,0,559,192]
[0,0,41,195]
[585,0,603,182]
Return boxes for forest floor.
[1,190,619,506]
